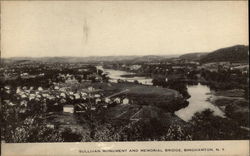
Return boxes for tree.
[189,109,248,140]
[2,116,63,143]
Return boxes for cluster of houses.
[3,84,130,115]
[200,62,249,73]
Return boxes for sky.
[1,1,248,57]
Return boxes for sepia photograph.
[0,0,249,155]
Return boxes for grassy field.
[76,82,186,112]
[77,81,179,98]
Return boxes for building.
[122,98,129,105]
[63,105,74,113]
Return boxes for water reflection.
[96,66,153,85]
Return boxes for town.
[1,45,249,142]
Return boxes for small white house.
[95,98,101,103]
[88,86,94,91]
[16,87,22,94]
[21,94,27,98]
[74,93,81,99]
[4,86,10,90]
[38,87,43,91]
[81,92,87,96]
[91,106,96,111]
[114,97,121,104]
[60,93,66,98]
[63,105,74,113]
[94,94,101,98]
[20,100,28,107]
[122,98,129,105]
[105,98,111,103]
[46,124,55,129]
[69,95,75,100]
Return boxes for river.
[97,66,225,121]
[96,66,153,85]
[175,83,225,121]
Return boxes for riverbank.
[210,89,249,128]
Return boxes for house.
[60,93,66,98]
[105,98,111,103]
[46,124,55,129]
[81,92,88,97]
[95,98,101,104]
[42,93,49,97]
[69,95,75,100]
[63,105,74,113]
[8,102,16,106]
[91,106,96,111]
[21,94,27,98]
[48,95,55,100]
[75,103,87,111]
[5,89,11,94]
[94,94,101,98]
[88,86,94,91]
[4,86,10,90]
[74,93,81,99]
[38,87,43,91]
[122,98,129,105]
[59,87,67,92]
[114,97,121,104]
[16,87,22,94]
[129,65,141,71]
[29,94,36,100]
[20,100,28,107]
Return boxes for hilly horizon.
[2,44,249,64]
[179,44,249,63]
[1,55,180,64]
[200,45,249,63]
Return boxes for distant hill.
[2,45,248,64]
[129,55,179,64]
[179,52,208,61]
[200,45,249,63]
[1,56,139,64]
[2,55,179,64]
[37,56,139,63]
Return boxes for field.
[75,81,187,111]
